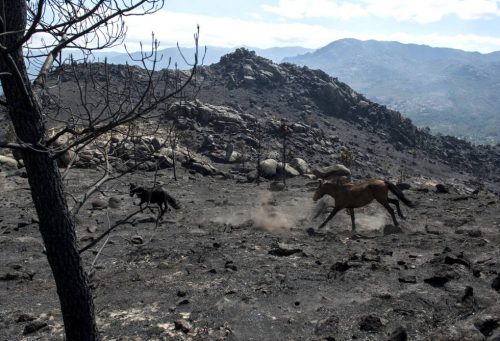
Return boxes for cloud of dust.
[251,191,315,233]
[209,211,249,226]
[354,210,388,231]
[203,191,392,233]
[311,202,389,231]
[204,190,316,234]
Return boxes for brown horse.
[313,179,414,230]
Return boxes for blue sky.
[122,0,500,53]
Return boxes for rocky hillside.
[284,39,500,144]
[2,48,498,189]
[192,49,499,185]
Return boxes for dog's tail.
[385,180,415,208]
[165,192,181,209]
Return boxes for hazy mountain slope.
[197,49,498,178]
[284,39,500,144]
[0,46,312,96]
[93,45,313,69]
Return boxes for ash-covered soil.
[1,167,499,340]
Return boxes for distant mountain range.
[90,45,314,69]
[284,39,500,144]
[2,45,312,96]
[3,40,499,144]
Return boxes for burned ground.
[1,167,499,340]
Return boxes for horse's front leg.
[318,207,341,229]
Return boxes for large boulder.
[289,158,310,175]
[159,147,188,164]
[259,159,278,179]
[56,149,77,168]
[278,163,300,177]
[225,144,244,163]
[154,153,174,169]
[313,164,351,180]
[0,155,18,170]
[150,137,164,151]
[225,150,244,163]
[184,161,216,176]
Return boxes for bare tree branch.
[70,146,110,217]
[79,208,142,254]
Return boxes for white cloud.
[369,32,500,53]
[123,10,339,50]
[119,10,500,53]
[261,0,368,20]
[261,0,500,23]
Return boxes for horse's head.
[313,179,326,201]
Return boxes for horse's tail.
[165,192,181,210]
[385,180,415,208]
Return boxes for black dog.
[129,183,180,217]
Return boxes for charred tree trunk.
[0,1,99,340]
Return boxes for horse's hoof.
[306,227,316,236]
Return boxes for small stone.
[425,225,442,235]
[157,261,170,270]
[383,224,402,235]
[444,255,470,268]
[87,225,97,233]
[176,299,190,306]
[315,315,339,335]
[130,235,143,245]
[9,264,22,270]
[424,276,450,287]
[468,230,482,238]
[269,243,302,257]
[225,261,238,271]
[108,196,121,209]
[0,271,22,281]
[361,252,381,262]
[474,316,500,337]
[16,313,36,323]
[174,319,192,333]
[435,184,449,193]
[492,275,500,291]
[138,217,156,224]
[398,275,417,284]
[269,181,286,191]
[330,261,351,273]
[91,199,108,210]
[387,326,408,341]
[359,315,383,332]
[177,289,187,297]
[23,319,48,335]
[462,286,474,302]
